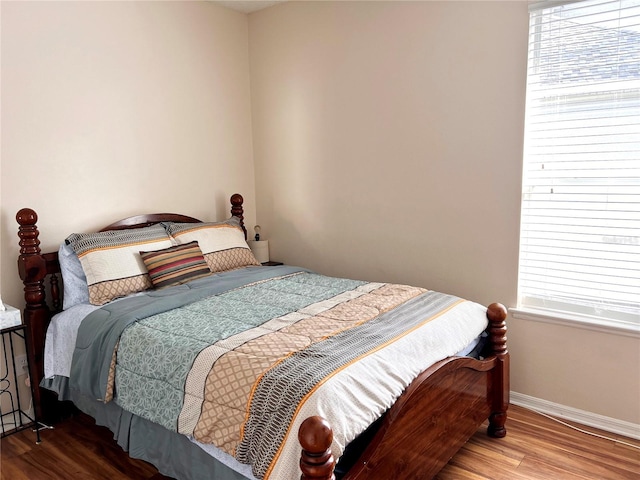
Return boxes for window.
[518,0,640,330]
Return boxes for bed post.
[486,302,509,438]
[16,208,51,421]
[230,193,247,240]
[299,416,336,480]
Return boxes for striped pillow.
[140,241,212,289]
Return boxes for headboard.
[16,193,246,421]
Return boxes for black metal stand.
[1,324,43,444]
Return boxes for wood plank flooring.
[1,405,638,479]
[436,406,640,480]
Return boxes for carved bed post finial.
[16,208,46,308]
[17,208,41,255]
[486,302,509,438]
[487,303,508,356]
[230,193,247,239]
[299,416,336,480]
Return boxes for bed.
[16,193,509,480]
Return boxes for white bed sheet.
[44,303,99,379]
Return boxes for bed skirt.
[42,376,251,480]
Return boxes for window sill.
[511,307,640,339]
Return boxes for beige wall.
[249,1,640,424]
[1,1,256,309]
[249,1,525,303]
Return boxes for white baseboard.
[510,392,640,441]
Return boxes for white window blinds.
[519,0,640,327]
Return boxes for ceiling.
[212,1,285,14]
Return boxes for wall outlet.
[15,354,29,376]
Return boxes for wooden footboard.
[299,303,509,480]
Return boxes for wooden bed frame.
[16,193,509,480]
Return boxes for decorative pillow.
[65,224,174,305]
[164,217,260,273]
[58,243,90,310]
[140,241,212,289]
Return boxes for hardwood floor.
[436,406,640,480]
[1,405,638,479]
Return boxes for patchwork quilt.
[70,266,488,479]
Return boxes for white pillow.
[66,224,174,305]
[164,217,259,273]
